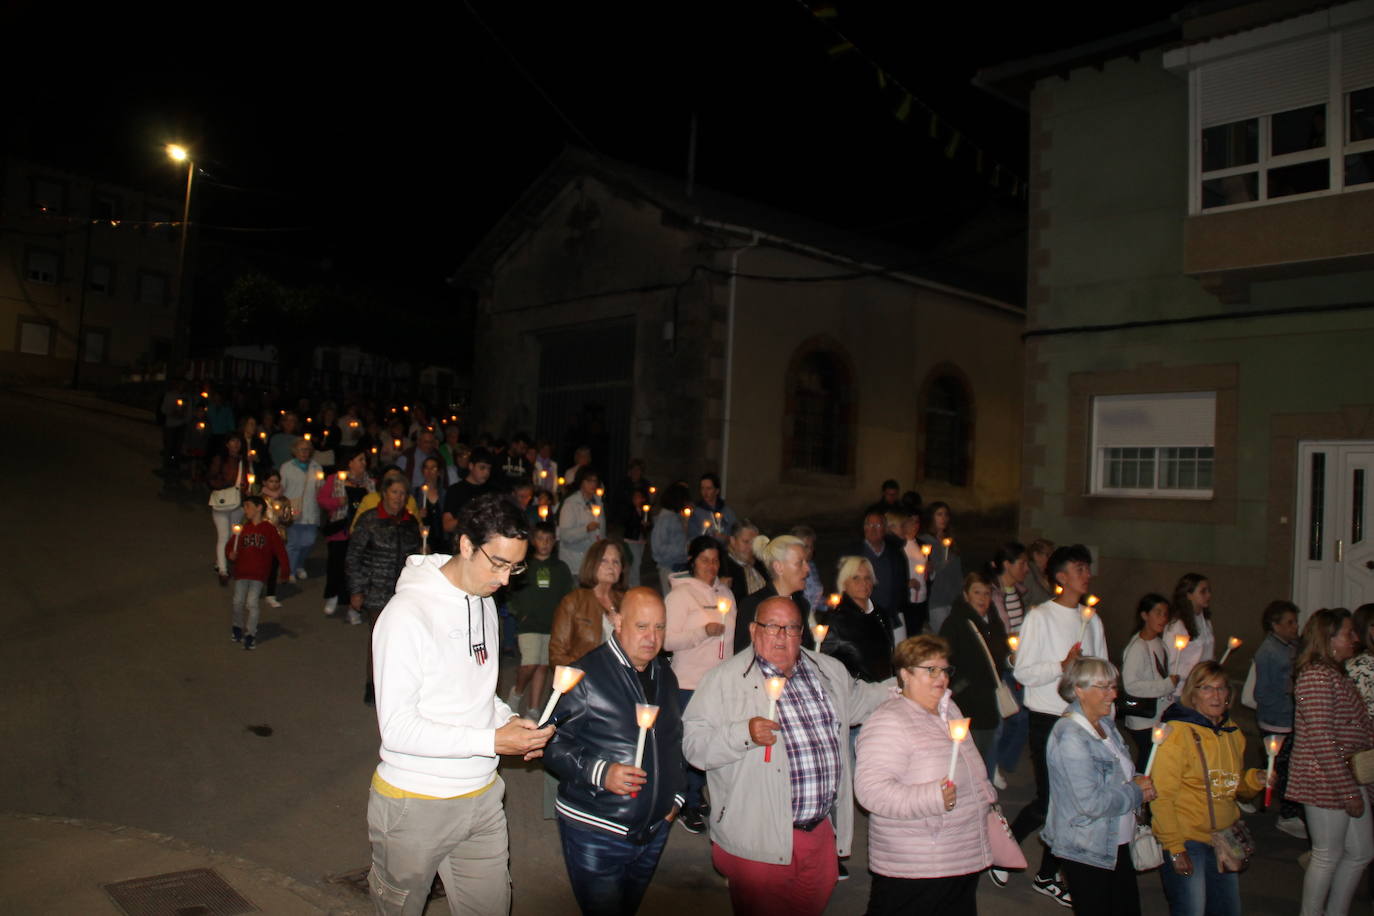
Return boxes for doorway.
[1292,441,1374,621]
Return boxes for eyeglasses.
[912,665,955,679]
[755,622,805,638]
[1196,684,1231,695]
[1085,682,1117,691]
[477,544,527,576]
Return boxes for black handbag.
[1122,639,1169,717]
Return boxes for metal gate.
[535,320,635,492]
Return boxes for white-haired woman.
[1043,657,1154,916]
[734,533,815,653]
[817,555,895,683]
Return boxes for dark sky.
[6,2,1182,300]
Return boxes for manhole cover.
[102,868,259,916]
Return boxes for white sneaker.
[265,596,282,608]
[1237,799,1257,814]
[347,610,363,625]
[1277,816,1308,839]
[323,596,338,615]
[989,867,1009,887]
[295,568,308,581]
[993,767,1007,790]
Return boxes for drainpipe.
[718,232,759,497]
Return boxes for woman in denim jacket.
[1042,658,1155,915]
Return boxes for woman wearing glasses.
[1149,661,1269,915]
[549,539,627,668]
[854,635,996,913]
[1042,658,1154,915]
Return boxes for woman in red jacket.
[1289,607,1374,916]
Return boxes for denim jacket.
[1253,632,1295,731]
[1042,701,1143,869]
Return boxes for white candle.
[717,598,730,659]
[764,676,786,762]
[421,527,429,555]
[1078,598,1098,644]
[1144,723,1172,776]
[813,623,829,645]
[633,704,659,768]
[1172,634,1190,674]
[1219,636,1242,665]
[946,717,971,784]
[536,665,585,726]
[941,537,953,563]
[1264,734,1283,806]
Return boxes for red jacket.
[227,521,290,584]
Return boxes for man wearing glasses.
[367,493,554,915]
[683,596,892,915]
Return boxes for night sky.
[7,2,1183,306]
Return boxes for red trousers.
[711,821,839,916]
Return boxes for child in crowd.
[1254,599,1305,838]
[227,495,290,651]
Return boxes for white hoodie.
[373,554,515,796]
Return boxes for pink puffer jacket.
[855,690,997,878]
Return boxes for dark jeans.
[558,817,670,916]
[1059,844,1140,916]
[324,539,348,600]
[865,870,977,915]
[1011,710,1061,881]
[1260,729,1301,820]
[678,688,706,810]
[1159,839,1241,916]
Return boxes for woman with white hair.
[1043,657,1155,915]
[734,533,815,653]
[817,555,895,683]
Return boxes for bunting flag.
[799,1,1026,200]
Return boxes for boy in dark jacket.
[227,495,290,650]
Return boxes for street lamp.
[166,144,194,370]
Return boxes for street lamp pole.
[167,144,194,372]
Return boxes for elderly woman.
[549,539,627,669]
[939,573,1009,776]
[1289,608,1374,916]
[818,556,895,683]
[665,535,736,834]
[1150,661,1269,915]
[855,635,995,913]
[1043,658,1154,915]
[735,533,814,653]
[346,472,422,706]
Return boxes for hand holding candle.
[946,717,971,785]
[763,676,786,762]
[1144,723,1172,776]
[1219,636,1242,665]
[1264,735,1284,806]
[631,703,660,798]
[536,665,585,726]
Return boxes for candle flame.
[915,564,926,575]
[557,476,566,486]
[920,544,932,557]
[764,676,787,701]
[176,399,184,407]
[200,390,208,399]
[648,485,657,495]
[591,505,601,517]
[1086,594,1100,607]
[814,623,829,644]
[338,471,347,480]
[635,703,660,729]
[1054,584,1065,595]
[303,432,311,441]
[247,474,256,486]
[539,469,548,478]
[1265,734,1284,755]
[1008,636,1020,652]
[827,592,842,608]
[1174,635,1190,651]
[941,537,952,548]
[1228,636,1242,649]
[538,505,550,520]
[595,487,604,498]
[948,717,971,742]
[702,519,712,530]
[1081,606,1095,622]
[371,446,378,454]
[717,598,730,615]
[316,471,325,481]
[232,524,241,534]
[393,439,402,449]
[421,527,429,538]
[552,665,585,693]
[259,431,266,440]
[682,507,693,518]
[1153,723,1172,744]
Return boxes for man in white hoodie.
[1004,543,1104,907]
[367,493,555,916]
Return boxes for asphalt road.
[0,389,1319,914]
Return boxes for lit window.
[1092,392,1216,498]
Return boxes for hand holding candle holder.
[1264,735,1284,806]
[536,665,585,726]
[946,717,971,785]
[631,704,660,797]
[1219,636,1242,666]
[763,676,786,762]
[1144,723,1172,776]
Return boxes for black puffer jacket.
[816,594,895,683]
[545,637,686,842]
[939,598,1009,730]
[346,507,422,613]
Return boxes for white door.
[1293,441,1374,621]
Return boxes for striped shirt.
[1003,586,1025,635]
[759,654,840,825]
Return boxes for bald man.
[544,587,685,915]
[683,596,893,916]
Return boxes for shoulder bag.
[986,803,1027,869]
[208,460,242,510]
[1191,730,1254,872]
[968,619,1019,718]
[1121,637,1168,718]
[1130,817,1164,871]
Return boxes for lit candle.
[1219,636,1242,666]
[632,703,661,797]
[303,432,311,441]
[393,438,402,449]
[421,527,429,554]
[1078,597,1098,644]
[1172,634,1190,675]
[1007,635,1020,654]
[306,417,313,424]
[338,470,347,481]
[714,511,723,525]
[682,506,693,519]
[176,398,184,407]
[591,504,602,518]
[763,676,787,762]
[1264,734,1284,806]
[536,665,585,726]
[248,449,257,460]
[246,473,256,489]
[941,537,953,562]
[648,485,657,496]
[595,486,604,499]
[259,431,267,440]
[1144,723,1172,776]
[557,476,566,487]
[421,484,429,501]
[702,519,712,531]
[827,593,842,609]
[196,421,205,430]
[279,409,286,415]
[539,469,548,479]
[717,598,731,658]
[1054,584,1065,596]
[231,523,242,536]
[641,505,650,518]
[946,717,971,785]
[814,623,829,645]
[403,405,410,412]
[914,563,927,575]
[200,390,208,399]
[920,543,932,558]
[370,446,378,455]
[538,505,550,520]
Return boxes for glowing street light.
[166,143,195,366]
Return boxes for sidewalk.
[0,813,369,915]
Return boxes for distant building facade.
[453,151,1024,528]
[978,0,1374,645]
[0,157,184,385]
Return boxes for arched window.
[923,372,972,486]
[784,344,853,476]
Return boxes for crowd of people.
[186,390,1374,916]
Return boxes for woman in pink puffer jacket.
[855,634,997,913]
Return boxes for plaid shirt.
[759,653,840,825]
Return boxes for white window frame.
[1090,393,1217,500]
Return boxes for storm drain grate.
[102,868,259,916]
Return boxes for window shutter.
[1093,393,1216,448]
[1344,23,1374,92]
[1199,35,1330,126]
